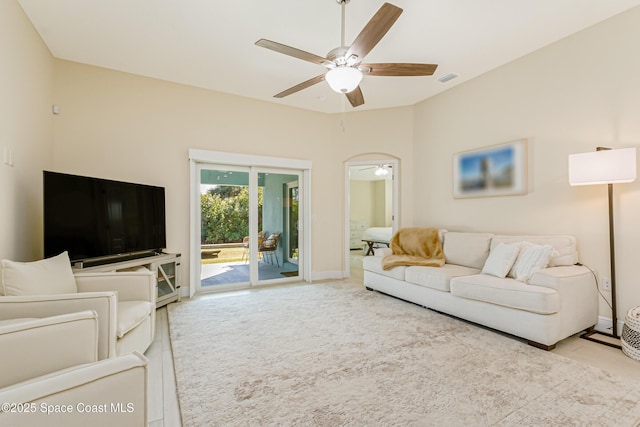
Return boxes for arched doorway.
[344,155,399,281]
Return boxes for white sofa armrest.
[528,265,594,290]
[0,311,99,388]
[75,271,156,303]
[529,266,599,333]
[0,352,148,427]
[0,292,118,360]
[373,247,392,257]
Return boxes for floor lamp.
[568,147,637,348]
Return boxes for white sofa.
[363,231,598,350]
[0,311,148,426]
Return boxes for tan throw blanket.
[382,227,445,270]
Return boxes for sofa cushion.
[491,235,578,267]
[0,252,77,296]
[405,264,481,292]
[362,256,407,281]
[117,301,153,339]
[442,232,493,269]
[508,242,555,282]
[482,242,521,278]
[450,274,560,314]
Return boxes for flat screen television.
[44,171,166,266]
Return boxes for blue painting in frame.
[453,139,528,198]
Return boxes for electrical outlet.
[602,277,611,291]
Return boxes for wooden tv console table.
[72,252,181,308]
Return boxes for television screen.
[44,171,166,264]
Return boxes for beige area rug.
[167,282,640,426]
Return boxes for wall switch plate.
[602,277,611,291]
[3,148,14,167]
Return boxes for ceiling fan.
[359,164,392,176]
[255,0,438,108]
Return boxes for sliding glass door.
[196,163,303,292]
[286,181,299,265]
[257,172,300,282]
[199,166,253,289]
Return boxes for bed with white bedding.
[361,227,393,243]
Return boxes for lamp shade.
[325,66,363,93]
[568,147,637,186]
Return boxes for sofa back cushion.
[0,252,77,296]
[491,235,578,266]
[442,232,493,269]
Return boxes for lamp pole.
[597,146,618,338]
[607,181,619,338]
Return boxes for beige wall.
[413,6,640,325]
[341,110,414,235]
[0,1,53,261]
[350,180,375,226]
[51,61,414,288]
[375,180,394,227]
[7,0,639,325]
[349,179,392,228]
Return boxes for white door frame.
[188,149,312,297]
[344,158,399,278]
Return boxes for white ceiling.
[18,0,640,114]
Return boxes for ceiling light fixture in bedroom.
[375,165,389,176]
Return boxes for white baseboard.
[179,285,190,298]
[311,270,344,281]
[594,315,625,335]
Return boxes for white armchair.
[0,311,148,426]
[0,252,156,359]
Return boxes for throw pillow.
[0,251,77,296]
[509,242,555,282]
[481,242,521,278]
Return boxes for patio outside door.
[197,165,302,292]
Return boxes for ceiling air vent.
[437,73,459,83]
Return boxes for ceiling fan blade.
[361,63,438,76]
[256,39,329,66]
[345,3,403,62]
[346,86,364,107]
[274,74,325,98]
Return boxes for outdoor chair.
[242,230,268,262]
[259,232,281,267]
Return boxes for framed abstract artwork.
[453,139,528,198]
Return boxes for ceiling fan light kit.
[325,66,363,93]
[255,1,438,108]
[374,166,390,176]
